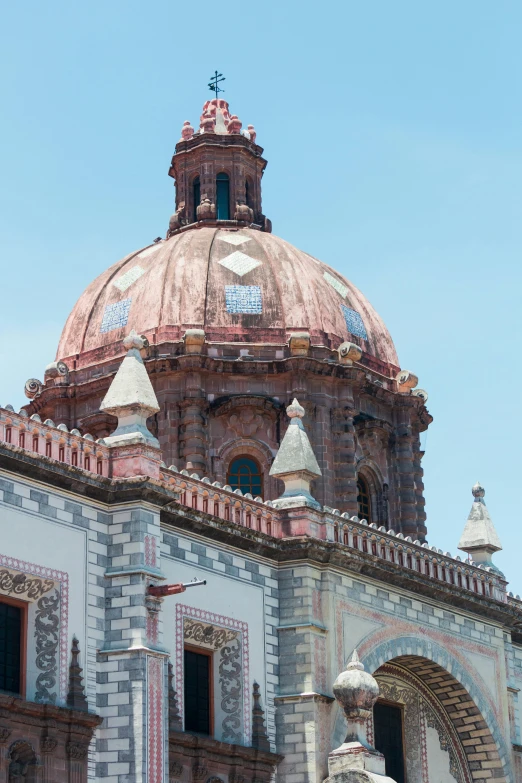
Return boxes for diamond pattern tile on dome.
[138,243,163,258]
[219,233,251,247]
[341,304,368,340]
[219,251,261,277]
[100,299,132,333]
[225,285,262,314]
[324,271,348,299]
[113,265,145,292]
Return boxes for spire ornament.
[251,682,270,752]
[100,329,160,448]
[326,650,394,782]
[66,637,89,712]
[269,399,322,509]
[458,482,503,572]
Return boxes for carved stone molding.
[219,638,242,743]
[184,619,237,650]
[40,737,58,753]
[229,409,265,438]
[192,763,207,780]
[0,726,12,743]
[0,569,54,601]
[169,759,183,777]
[66,741,88,760]
[34,590,60,704]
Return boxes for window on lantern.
[227,457,262,497]
[184,647,212,735]
[373,701,406,783]
[245,178,254,209]
[193,176,200,223]
[0,599,24,696]
[216,172,230,220]
[357,476,371,520]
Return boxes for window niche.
[216,173,230,220]
[227,456,263,497]
[0,599,25,696]
[357,475,371,521]
[192,176,200,223]
[182,617,245,744]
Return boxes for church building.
[0,91,521,783]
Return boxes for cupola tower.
[167,97,271,236]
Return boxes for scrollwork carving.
[40,737,57,753]
[66,741,88,760]
[169,760,183,777]
[24,379,43,399]
[0,726,11,743]
[0,569,54,600]
[219,638,242,743]
[184,620,237,650]
[34,590,60,704]
[425,704,463,783]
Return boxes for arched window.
[192,176,200,223]
[245,178,254,209]
[216,172,230,220]
[357,476,371,520]
[227,457,262,497]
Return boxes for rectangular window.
[373,701,406,783]
[184,647,212,735]
[0,600,24,695]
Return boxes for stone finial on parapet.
[101,330,160,448]
[269,399,322,510]
[458,483,503,571]
[100,330,162,478]
[183,329,206,355]
[326,650,395,782]
[288,332,311,356]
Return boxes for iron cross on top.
[208,70,225,97]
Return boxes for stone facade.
[1,92,520,783]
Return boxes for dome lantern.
[167,93,270,236]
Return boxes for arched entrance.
[332,640,511,783]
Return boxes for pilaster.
[276,565,333,783]
[394,403,418,539]
[97,503,168,783]
[332,402,358,516]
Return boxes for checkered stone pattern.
[324,271,348,299]
[225,285,262,314]
[113,265,145,292]
[219,233,251,247]
[161,531,279,746]
[100,299,132,333]
[219,251,261,277]
[341,304,368,339]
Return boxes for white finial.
[100,329,159,447]
[123,329,145,352]
[287,398,305,419]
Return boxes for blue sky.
[0,2,520,587]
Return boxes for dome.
[57,226,399,371]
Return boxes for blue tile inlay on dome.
[100,299,132,333]
[341,304,367,340]
[225,285,262,314]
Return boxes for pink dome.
[57,227,399,371]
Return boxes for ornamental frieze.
[184,620,237,650]
[0,569,54,601]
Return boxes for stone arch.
[215,438,277,500]
[337,636,511,783]
[8,740,38,783]
[356,458,388,525]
